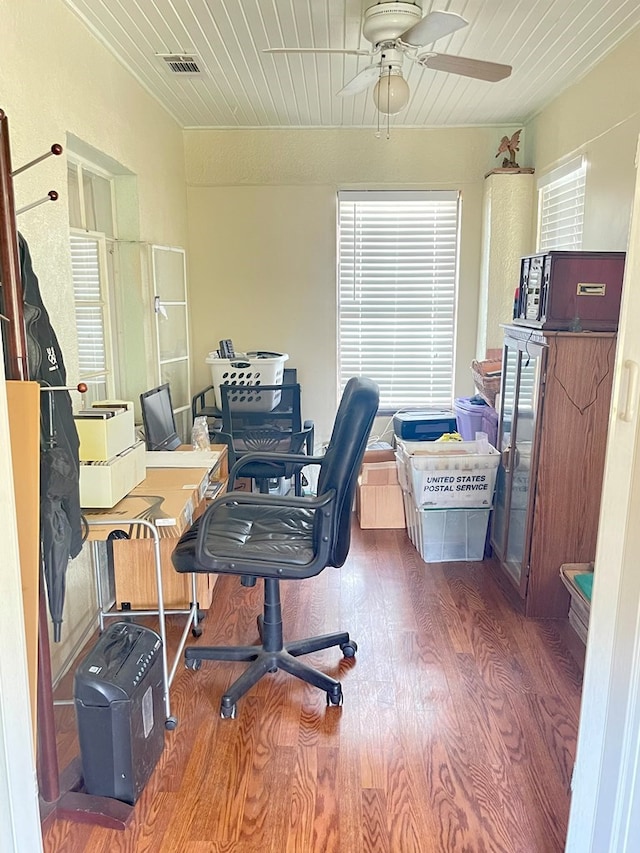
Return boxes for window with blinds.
[68,158,117,403]
[537,157,586,251]
[338,190,460,410]
[70,233,113,402]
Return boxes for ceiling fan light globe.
[373,72,410,114]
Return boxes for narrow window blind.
[70,233,110,395]
[538,158,586,251]
[338,190,459,410]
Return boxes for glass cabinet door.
[491,344,518,557]
[491,335,545,592]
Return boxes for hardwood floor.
[43,523,582,852]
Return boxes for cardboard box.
[362,447,396,465]
[356,461,405,529]
[360,460,397,485]
[560,563,594,645]
[75,405,136,461]
[130,466,212,503]
[83,486,197,540]
[229,476,253,492]
[79,441,146,508]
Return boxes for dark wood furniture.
[490,323,616,617]
[514,250,625,331]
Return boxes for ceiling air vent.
[157,54,205,77]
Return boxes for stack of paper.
[145,450,220,469]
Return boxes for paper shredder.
[73,622,165,804]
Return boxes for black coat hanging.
[19,232,83,641]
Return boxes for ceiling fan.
[264,1,512,115]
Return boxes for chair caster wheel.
[340,640,357,658]
[165,716,178,731]
[191,624,203,638]
[326,687,343,706]
[185,657,202,671]
[220,702,237,719]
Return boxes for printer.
[393,410,457,442]
[74,400,146,507]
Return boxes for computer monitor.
[140,384,181,451]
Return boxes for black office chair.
[214,381,314,496]
[172,376,379,718]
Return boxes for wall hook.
[12,143,63,177]
[16,189,58,216]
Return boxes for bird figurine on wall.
[496,129,521,168]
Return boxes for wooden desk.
[85,445,227,610]
[82,445,227,728]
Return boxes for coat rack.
[0,109,133,831]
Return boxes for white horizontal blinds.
[70,233,109,400]
[338,190,459,409]
[538,158,586,251]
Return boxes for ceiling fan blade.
[263,47,371,56]
[400,11,468,47]
[337,64,381,97]
[418,53,512,82]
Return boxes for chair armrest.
[228,450,324,485]
[208,430,238,478]
[213,486,335,511]
[191,384,214,418]
[303,419,315,455]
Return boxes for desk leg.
[149,526,175,728]
[92,540,106,634]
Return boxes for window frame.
[67,157,119,401]
[536,156,586,251]
[337,189,460,413]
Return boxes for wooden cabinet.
[490,324,616,617]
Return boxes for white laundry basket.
[205,351,288,411]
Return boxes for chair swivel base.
[183,578,357,718]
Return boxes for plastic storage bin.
[396,438,499,508]
[402,493,490,562]
[205,351,288,411]
[454,397,498,447]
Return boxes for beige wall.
[0,0,189,672]
[476,171,536,357]
[526,26,640,251]
[185,126,517,444]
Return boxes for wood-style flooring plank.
[42,523,582,852]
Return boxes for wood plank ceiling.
[62,0,640,129]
